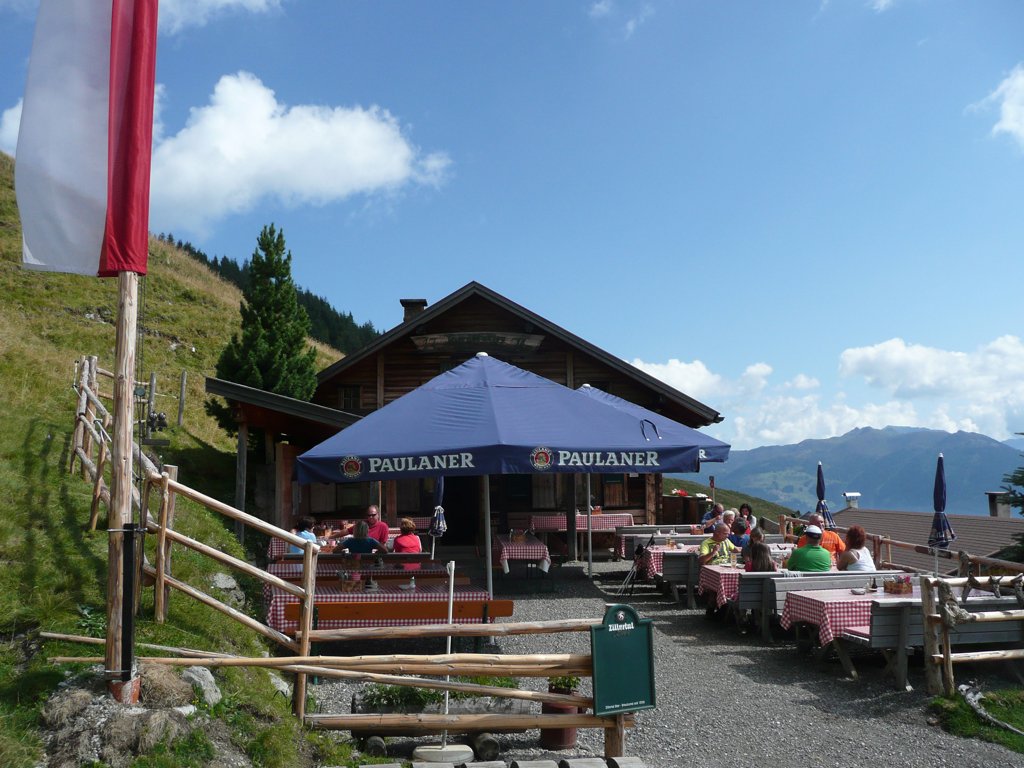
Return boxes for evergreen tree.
[207,224,318,434]
[999,436,1024,561]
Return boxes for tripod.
[617,534,654,596]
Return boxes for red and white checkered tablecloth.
[779,587,921,646]
[266,583,491,633]
[615,527,705,557]
[698,564,745,608]
[492,533,550,572]
[266,560,446,581]
[637,545,700,581]
[529,513,635,532]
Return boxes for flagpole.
[105,270,140,701]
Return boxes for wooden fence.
[50,617,636,758]
[67,354,644,755]
[70,355,320,716]
[776,514,1024,578]
[921,574,1024,696]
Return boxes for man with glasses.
[364,504,390,549]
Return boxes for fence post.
[71,357,89,475]
[83,355,98,479]
[154,466,178,622]
[920,576,944,695]
[293,540,317,720]
[89,439,109,530]
[177,370,186,427]
[604,713,625,758]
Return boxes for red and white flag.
[15,0,158,277]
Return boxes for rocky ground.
[314,557,1022,768]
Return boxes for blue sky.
[3,0,1024,450]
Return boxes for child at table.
[289,516,317,554]
[744,542,776,572]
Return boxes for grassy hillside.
[0,151,350,767]
[663,476,797,526]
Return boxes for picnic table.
[615,526,705,558]
[780,586,919,648]
[637,544,700,581]
[529,512,635,532]
[267,560,447,581]
[698,564,746,608]
[267,583,494,633]
[492,533,551,573]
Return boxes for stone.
[210,572,245,608]
[182,666,222,706]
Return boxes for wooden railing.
[921,574,1024,695]
[776,514,1024,578]
[51,617,637,758]
[70,354,320,716]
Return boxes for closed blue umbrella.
[815,462,836,530]
[928,453,956,574]
[428,477,447,558]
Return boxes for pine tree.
[207,224,318,434]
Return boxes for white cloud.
[624,5,654,38]
[150,71,451,235]
[0,99,21,155]
[628,358,723,403]
[159,0,281,34]
[869,0,895,12]
[787,373,820,390]
[588,0,654,39]
[987,64,1024,151]
[632,335,1024,449]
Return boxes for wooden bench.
[734,571,906,642]
[838,595,1024,690]
[284,598,514,634]
[658,552,702,609]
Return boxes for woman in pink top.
[392,517,423,553]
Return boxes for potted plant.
[540,675,581,749]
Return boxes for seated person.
[744,541,776,572]
[289,516,317,554]
[784,525,832,571]
[728,519,750,549]
[741,526,765,564]
[738,502,756,532]
[698,523,738,566]
[701,503,725,533]
[392,517,423,553]
[837,525,876,572]
[364,504,391,549]
[797,513,846,558]
[339,520,383,554]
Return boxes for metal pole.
[484,475,493,599]
[442,559,455,749]
[586,474,593,578]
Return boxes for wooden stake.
[105,274,138,691]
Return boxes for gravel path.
[312,559,1019,767]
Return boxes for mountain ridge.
[687,426,1021,516]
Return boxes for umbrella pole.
[484,475,493,599]
[586,474,593,578]
[442,560,455,748]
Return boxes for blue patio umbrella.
[296,353,730,596]
[428,477,447,558]
[928,453,956,573]
[815,462,836,530]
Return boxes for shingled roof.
[832,507,1024,574]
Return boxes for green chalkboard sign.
[590,604,656,716]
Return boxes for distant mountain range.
[682,426,1022,516]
